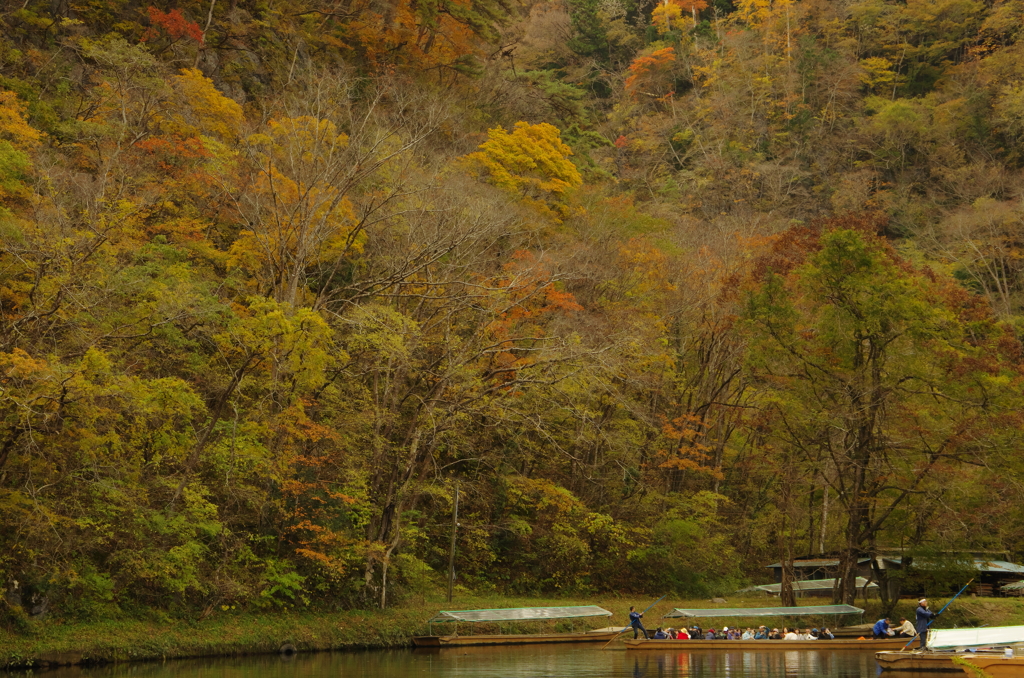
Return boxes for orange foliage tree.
[624,47,677,99]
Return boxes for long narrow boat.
[876,625,1024,672]
[627,637,909,650]
[625,602,897,651]
[411,605,619,647]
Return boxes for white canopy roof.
[664,604,863,618]
[427,605,612,624]
[927,626,1024,649]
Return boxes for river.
[33,645,957,678]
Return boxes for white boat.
[877,625,1024,671]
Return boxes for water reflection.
[625,650,881,677]
[33,646,957,678]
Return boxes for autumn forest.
[1,0,1024,622]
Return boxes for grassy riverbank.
[4,593,1024,669]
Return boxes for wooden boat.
[957,654,1024,677]
[626,637,909,651]
[412,628,620,647]
[626,602,891,650]
[876,626,1024,673]
[876,650,988,672]
[411,605,618,648]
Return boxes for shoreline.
[0,608,429,670]
[2,594,1013,670]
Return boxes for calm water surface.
[38,646,955,678]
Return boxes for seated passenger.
[741,628,753,640]
[676,627,690,640]
[819,628,835,640]
[895,617,916,638]
[753,626,768,640]
[783,628,800,640]
[809,628,820,639]
[770,628,782,640]
[653,628,669,639]
[705,628,716,640]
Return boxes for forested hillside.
[2,0,1024,622]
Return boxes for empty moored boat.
[877,625,1024,672]
[411,605,620,647]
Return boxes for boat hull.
[876,651,976,672]
[412,630,621,648]
[957,655,1024,677]
[625,637,909,651]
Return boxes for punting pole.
[902,578,974,651]
[602,594,668,649]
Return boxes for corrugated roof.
[764,558,871,569]
[664,604,864,618]
[427,605,613,624]
[882,558,1024,574]
[977,560,1024,574]
[755,577,877,593]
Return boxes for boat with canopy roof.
[625,604,908,650]
[411,605,619,647]
[876,625,1024,672]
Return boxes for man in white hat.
[915,598,937,649]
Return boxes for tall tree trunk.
[780,558,796,608]
[834,539,859,605]
[871,556,900,617]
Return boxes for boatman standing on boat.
[628,606,649,640]
[915,598,937,649]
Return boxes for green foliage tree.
[742,222,1024,608]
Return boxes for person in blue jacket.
[916,598,937,649]
[872,618,891,639]
[629,606,649,640]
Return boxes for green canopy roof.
[664,604,863,619]
[427,605,613,624]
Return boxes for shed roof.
[754,577,876,593]
[882,558,1024,574]
[764,558,871,569]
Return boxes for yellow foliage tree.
[0,90,42,205]
[229,116,361,305]
[0,91,41,151]
[162,68,245,142]
[463,121,582,222]
[652,2,685,35]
